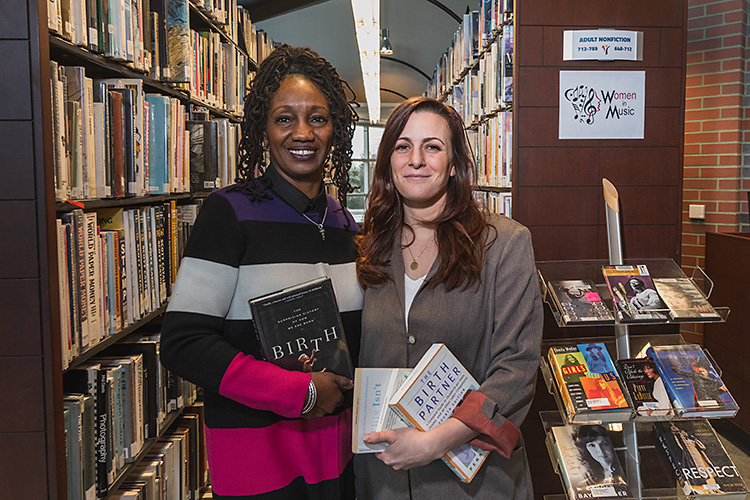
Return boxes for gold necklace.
[301,206,328,240]
[405,239,433,271]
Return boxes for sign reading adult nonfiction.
[563,30,643,61]
[559,71,645,140]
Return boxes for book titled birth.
[248,277,354,379]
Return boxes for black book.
[615,358,673,417]
[655,420,748,498]
[548,280,614,325]
[249,277,354,379]
[186,120,219,192]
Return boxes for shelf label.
[563,30,643,61]
[559,70,645,140]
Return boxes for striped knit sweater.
[160,168,362,499]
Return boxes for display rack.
[539,180,738,500]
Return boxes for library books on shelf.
[424,0,514,218]
[537,259,743,500]
[45,0,282,498]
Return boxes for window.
[346,123,383,222]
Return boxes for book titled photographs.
[387,343,489,483]
[615,358,673,417]
[652,277,721,322]
[551,424,631,500]
[655,420,748,498]
[248,277,354,379]
[646,344,738,418]
[547,280,614,325]
[548,343,633,422]
[602,265,669,322]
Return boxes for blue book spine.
[104,231,117,335]
[145,95,167,194]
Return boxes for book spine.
[656,427,689,494]
[95,368,111,496]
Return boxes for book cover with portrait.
[652,277,721,322]
[655,420,747,498]
[647,345,738,418]
[551,424,631,500]
[602,265,669,323]
[548,343,632,422]
[615,357,673,417]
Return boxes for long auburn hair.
[356,97,493,291]
[232,45,358,213]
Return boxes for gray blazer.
[354,215,544,500]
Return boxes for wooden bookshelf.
[0,0,270,496]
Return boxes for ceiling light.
[350,0,381,123]
[380,28,394,55]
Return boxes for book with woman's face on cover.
[551,424,631,500]
[248,277,354,379]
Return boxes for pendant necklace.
[406,239,433,271]
[302,206,328,240]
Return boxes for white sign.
[559,71,645,140]
[563,30,643,61]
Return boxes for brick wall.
[683,0,749,341]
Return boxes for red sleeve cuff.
[451,390,521,458]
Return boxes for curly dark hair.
[233,44,358,213]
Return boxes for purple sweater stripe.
[217,188,355,229]
[206,408,353,496]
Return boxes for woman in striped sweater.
[160,45,362,500]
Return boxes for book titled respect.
[388,343,489,483]
[248,277,354,379]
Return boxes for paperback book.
[551,424,631,500]
[655,420,748,498]
[352,367,412,454]
[388,343,489,482]
[652,277,721,322]
[547,343,632,422]
[249,277,354,379]
[602,265,669,322]
[615,358,673,417]
[646,344,738,418]
[547,280,614,325]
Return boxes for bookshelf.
[425,1,514,218]
[0,0,275,497]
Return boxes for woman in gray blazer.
[354,96,544,499]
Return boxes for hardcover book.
[547,343,632,422]
[248,277,354,379]
[352,367,411,454]
[655,420,748,498]
[602,265,669,322]
[615,358,673,417]
[388,343,489,483]
[646,344,738,418]
[548,280,614,325]
[186,120,219,192]
[551,424,631,500]
[652,277,721,322]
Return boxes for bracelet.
[301,379,317,415]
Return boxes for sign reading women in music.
[559,70,645,140]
